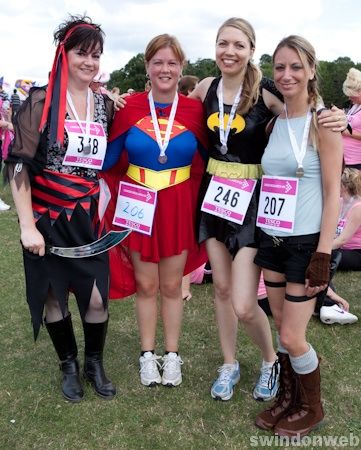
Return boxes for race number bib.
[257,176,298,232]
[113,182,157,236]
[201,176,257,225]
[63,120,107,169]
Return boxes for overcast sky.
[1,0,360,87]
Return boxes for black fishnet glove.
[305,252,331,287]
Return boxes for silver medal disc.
[83,145,91,155]
[158,154,167,164]
[296,166,304,178]
[219,144,228,155]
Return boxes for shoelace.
[256,365,272,389]
[268,359,280,390]
[216,364,237,385]
[162,355,183,372]
[139,354,162,374]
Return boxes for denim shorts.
[254,231,319,284]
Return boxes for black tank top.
[203,77,282,164]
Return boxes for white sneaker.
[161,352,183,387]
[0,198,10,211]
[320,304,358,325]
[139,352,162,386]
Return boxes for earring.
[146,73,150,79]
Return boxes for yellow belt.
[126,164,191,191]
[206,157,263,179]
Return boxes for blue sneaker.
[253,359,280,401]
[211,361,241,401]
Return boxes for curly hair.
[341,168,361,197]
[53,14,105,53]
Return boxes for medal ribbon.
[218,78,243,152]
[284,105,312,174]
[148,90,178,160]
[66,88,92,138]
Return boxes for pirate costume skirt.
[24,170,109,339]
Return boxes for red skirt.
[104,175,207,299]
[123,175,196,262]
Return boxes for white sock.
[290,344,318,374]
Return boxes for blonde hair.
[216,18,262,116]
[273,35,321,147]
[145,34,186,66]
[341,168,361,197]
[343,68,361,97]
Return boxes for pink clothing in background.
[342,201,361,250]
[190,263,206,284]
[343,108,361,165]
[2,129,14,160]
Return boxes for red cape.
[100,92,208,299]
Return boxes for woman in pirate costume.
[6,15,116,402]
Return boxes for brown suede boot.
[255,353,299,431]
[274,363,324,437]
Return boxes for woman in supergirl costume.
[101,34,208,388]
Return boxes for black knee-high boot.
[83,319,116,399]
[45,314,84,402]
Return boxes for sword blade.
[49,229,131,258]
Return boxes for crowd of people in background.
[1,12,361,440]
[0,86,17,210]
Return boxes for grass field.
[1,183,361,450]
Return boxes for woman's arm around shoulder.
[263,89,284,116]
[261,77,284,116]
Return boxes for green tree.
[318,58,361,107]
[108,53,146,92]
[184,58,220,79]
[108,56,220,92]
[259,54,273,79]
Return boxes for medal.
[158,154,167,164]
[219,144,228,155]
[296,166,304,178]
[148,90,178,165]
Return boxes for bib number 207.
[263,196,285,216]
